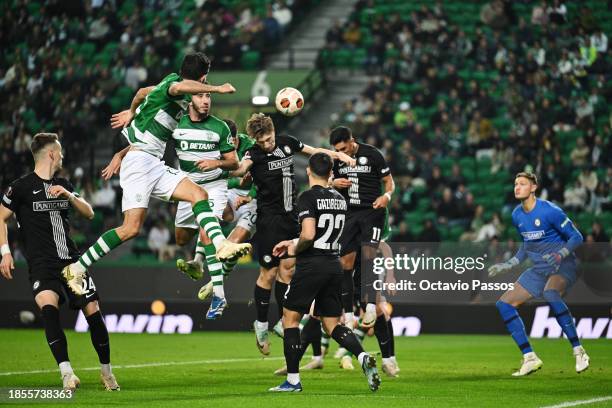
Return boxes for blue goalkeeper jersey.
[511,198,583,271]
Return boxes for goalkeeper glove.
[542,248,570,268]
[488,257,520,277]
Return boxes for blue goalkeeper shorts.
[517,259,578,298]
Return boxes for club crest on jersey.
[534,218,541,226]
[283,146,292,155]
[358,156,368,165]
[33,281,40,291]
[263,255,272,263]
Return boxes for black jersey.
[297,185,347,258]
[244,134,304,216]
[332,143,390,208]
[1,173,80,269]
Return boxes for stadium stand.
[1,0,610,259]
[1,0,314,186]
[0,0,316,259]
[318,0,612,243]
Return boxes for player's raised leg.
[384,304,400,373]
[360,245,380,328]
[543,275,589,373]
[82,301,119,391]
[198,216,255,301]
[174,225,204,281]
[340,251,357,329]
[496,282,542,376]
[253,265,276,355]
[374,303,398,377]
[322,317,381,392]
[172,178,251,261]
[202,236,227,319]
[63,208,145,295]
[300,317,324,370]
[273,258,294,337]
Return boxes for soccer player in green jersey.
[61,52,251,295]
[197,119,259,302]
[171,91,238,319]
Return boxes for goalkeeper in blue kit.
[488,172,589,376]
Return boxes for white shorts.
[175,179,228,229]
[227,189,257,234]
[120,150,186,212]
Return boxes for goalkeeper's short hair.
[515,171,538,185]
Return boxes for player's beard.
[196,107,209,120]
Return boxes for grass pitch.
[0,330,610,407]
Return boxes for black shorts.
[30,263,99,310]
[339,207,385,256]
[254,212,299,268]
[283,256,343,317]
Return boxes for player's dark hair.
[309,153,333,179]
[30,133,59,159]
[224,119,237,138]
[515,172,538,185]
[329,126,352,145]
[246,113,274,139]
[180,52,211,80]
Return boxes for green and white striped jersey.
[123,73,189,158]
[173,113,235,184]
[227,133,256,194]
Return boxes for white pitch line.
[540,396,612,408]
[0,357,284,377]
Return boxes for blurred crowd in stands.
[1,0,309,258]
[1,0,306,186]
[318,0,612,243]
[2,0,611,261]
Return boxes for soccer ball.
[275,87,304,116]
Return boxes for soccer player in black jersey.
[232,114,355,354]
[268,153,380,392]
[0,133,119,392]
[330,126,397,370]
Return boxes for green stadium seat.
[417,198,430,211]
[458,157,476,171]
[332,49,352,67]
[448,225,464,241]
[240,50,260,70]
[78,42,96,60]
[352,48,367,68]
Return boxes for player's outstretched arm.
[0,205,15,279]
[332,177,352,189]
[294,218,316,255]
[111,86,155,129]
[102,146,130,180]
[169,81,235,96]
[542,205,584,267]
[488,243,525,277]
[196,151,239,172]
[230,158,253,177]
[373,174,395,209]
[300,144,356,167]
[47,185,94,220]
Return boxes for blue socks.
[543,289,581,348]
[496,300,533,354]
